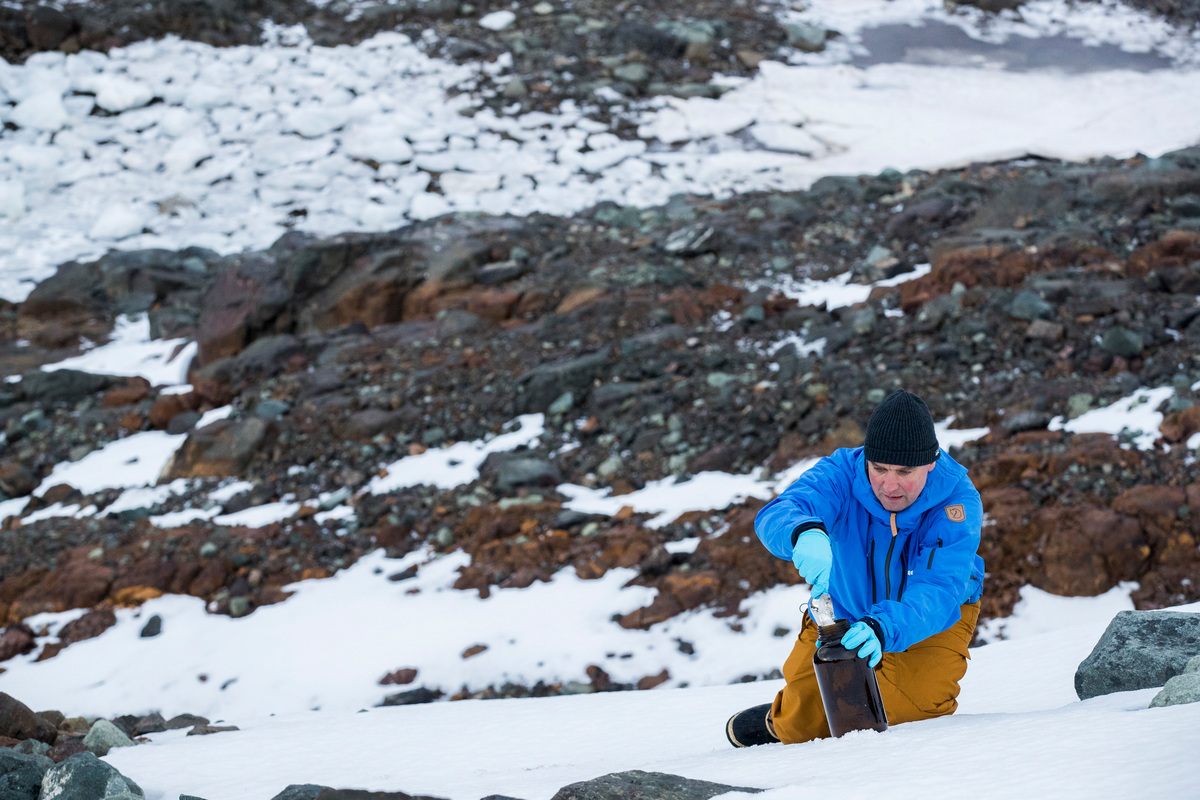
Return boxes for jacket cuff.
[790,521,827,548]
[862,616,887,651]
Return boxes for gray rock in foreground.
[1150,672,1200,707]
[0,747,55,800]
[548,770,761,800]
[40,751,144,800]
[1075,610,1200,700]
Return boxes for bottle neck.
[816,618,852,644]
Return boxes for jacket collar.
[848,446,968,528]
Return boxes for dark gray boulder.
[39,751,144,800]
[0,747,55,800]
[481,453,562,492]
[312,790,449,800]
[270,786,330,800]
[17,370,119,405]
[516,352,609,413]
[1075,610,1200,700]
[548,770,760,800]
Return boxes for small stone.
[164,714,209,730]
[706,373,736,389]
[1008,290,1055,321]
[1026,319,1064,342]
[785,22,828,52]
[597,455,623,477]
[254,399,290,420]
[229,597,251,618]
[1066,393,1093,420]
[436,527,455,547]
[1101,327,1144,358]
[83,718,135,757]
[532,1,554,13]
[613,63,648,84]
[1149,672,1200,707]
[379,687,442,706]
[502,77,528,99]
[548,391,575,416]
[187,724,239,736]
[735,49,765,68]
[140,615,163,638]
[742,306,765,324]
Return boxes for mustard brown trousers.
[770,601,981,743]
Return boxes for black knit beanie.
[863,390,940,467]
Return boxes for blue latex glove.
[791,529,831,598]
[842,621,883,668]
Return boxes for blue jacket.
[755,447,984,653]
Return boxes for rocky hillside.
[1,143,1199,678]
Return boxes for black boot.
[725,703,780,747]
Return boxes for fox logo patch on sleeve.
[944,504,966,522]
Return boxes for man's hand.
[791,530,831,597]
[841,621,882,668]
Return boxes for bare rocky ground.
[0,0,1199,724]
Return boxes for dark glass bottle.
[811,599,888,738]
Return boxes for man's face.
[867,460,936,512]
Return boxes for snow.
[4,543,1192,800]
[2,3,1199,302]
[42,313,197,387]
[1048,386,1176,449]
[367,414,546,493]
[31,430,185,498]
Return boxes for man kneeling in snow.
[727,389,985,746]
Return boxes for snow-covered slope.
[96,596,1200,800]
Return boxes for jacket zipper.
[898,550,910,602]
[883,512,898,601]
[869,540,877,605]
[928,537,943,569]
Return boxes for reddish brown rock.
[309,273,414,330]
[461,644,488,659]
[1112,485,1186,533]
[637,669,670,690]
[1160,405,1200,444]
[102,377,151,407]
[1033,504,1148,596]
[0,625,36,662]
[39,483,81,506]
[0,461,37,499]
[380,668,418,685]
[149,392,194,429]
[8,559,113,621]
[111,559,179,597]
[58,608,117,645]
[0,692,57,743]
[162,417,273,479]
[188,559,229,597]
[47,738,88,763]
[619,571,721,630]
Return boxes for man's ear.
[925,461,936,474]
